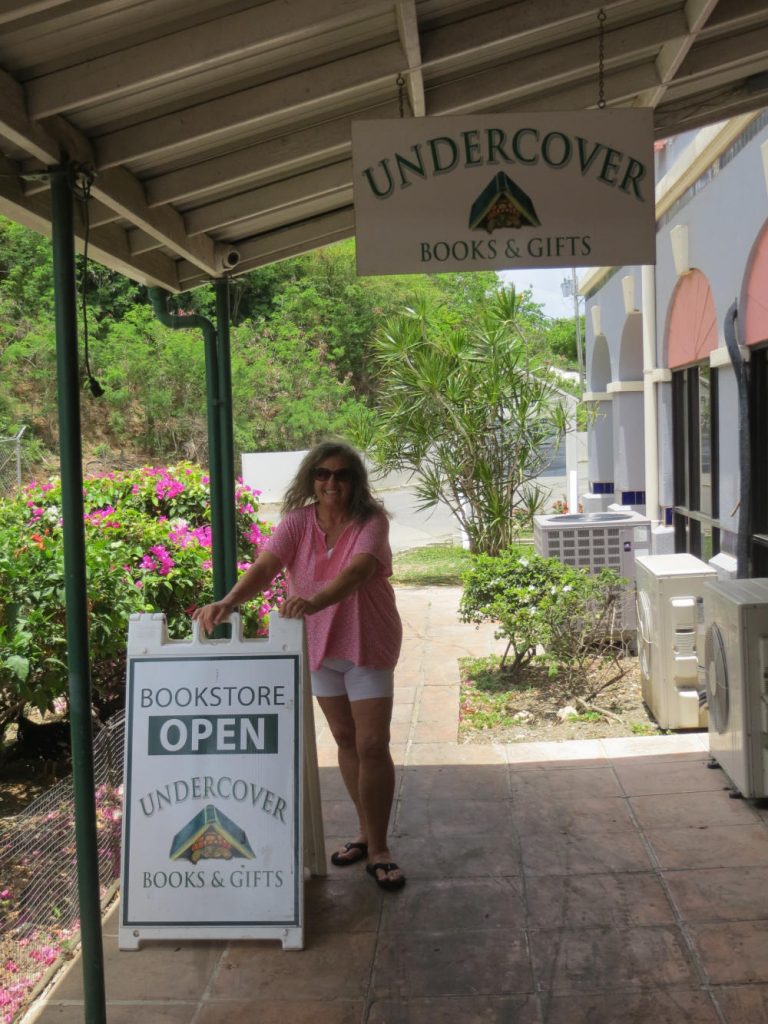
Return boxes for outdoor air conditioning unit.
[635,553,716,730]
[533,511,651,635]
[701,578,768,798]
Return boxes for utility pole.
[561,268,585,392]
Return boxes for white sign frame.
[352,110,656,275]
[119,611,315,951]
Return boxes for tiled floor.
[25,588,768,1024]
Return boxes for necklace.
[316,508,349,547]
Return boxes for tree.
[0,464,282,733]
[350,288,570,556]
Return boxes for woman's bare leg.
[316,695,367,854]
[350,696,402,885]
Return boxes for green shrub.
[459,547,625,687]
[0,463,283,731]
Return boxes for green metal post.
[50,166,107,1023]
[214,277,237,593]
[147,289,226,602]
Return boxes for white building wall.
[584,111,768,558]
[612,391,645,499]
[657,381,674,509]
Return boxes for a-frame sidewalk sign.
[119,611,326,951]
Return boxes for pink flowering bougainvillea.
[0,462,284,730]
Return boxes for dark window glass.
[699,365,711,516]
[750,346,768,574]
[672,364,718,558]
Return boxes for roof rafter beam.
[212,189,354,244]
[428,10,687,113]
[184,160,354,236]
[183,226,355,288]
[436,61,662,118]
[655,81,768,133]
[94,7,683,172]
[676,21,768,83]
[144,103,395,208]
[633,0,719,109]
[0,68,227,278]
[177,208,355,287]
[93,165,223,274]
[0,0,71,26]
[95,44,404,169]
[396,0,425,116]
[25,0,394,118]
[0,152,180,290]
[0,67,64,163]
[423,0,607,69]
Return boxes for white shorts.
[311,657,394,701]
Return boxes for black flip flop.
[330,841,368,867]
[366,861,406,891]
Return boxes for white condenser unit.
[635,554,716,730]
[702,578,768,798]
[533,511,651,634]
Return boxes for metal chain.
[396,72,406,118]
[597,8,607,109]
[71,165,104,397]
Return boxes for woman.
[193,440,405,891]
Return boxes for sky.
[499,267,581,319]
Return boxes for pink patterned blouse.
[263,505,402,671]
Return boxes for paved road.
[260,475,572,554]
[257,488,459,554]
[381,477,573,552]
[376,485,460,552]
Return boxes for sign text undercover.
[352,111,656,275]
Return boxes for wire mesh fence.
[0,712,125,1023]
[0,430,26,498]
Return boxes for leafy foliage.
[0,464,282,731]
[0,216,580,482]
[351,288,572,555]
[459,546,626,696]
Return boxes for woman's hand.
[279,596,319,619]
[278,553,377,620]
[192,599,235,635]
[190,551,282,634]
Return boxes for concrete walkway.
[26,588,768,1024]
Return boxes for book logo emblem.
[469,172,541,233]
[169,804,256,863]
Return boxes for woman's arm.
[193,549,282,633]
[280,552,377,619]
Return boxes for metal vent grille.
[537,525,629,628]
[674,628,697,657]
[533,513,652,637]
[542,526,623,571]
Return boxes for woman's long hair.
[281,440,387,521]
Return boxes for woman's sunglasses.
[313,467,353,483]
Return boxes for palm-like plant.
[352,288,570,556]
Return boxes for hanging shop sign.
[119,613,305,950]
[352,110,655,275]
